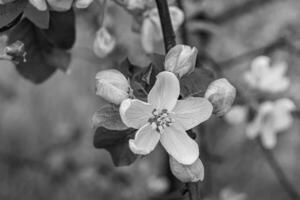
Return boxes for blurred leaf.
[8,10,75,83]
[23,3,49,29]
[93,127,138,166]
[180,67,215,98]
[0,0,27,28]
[92,104,127,130]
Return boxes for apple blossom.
[224,105,248,125]
[205,78,236,117]
[165,44,197,78]
[169,156,204,182]
[93,27,116,58]
[95,69,132,105]
[141,6,184,53]
[120,71,213,165]
[244,56,290,93]
[246,98,295,149]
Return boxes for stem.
[155,0,176,53]
[176,0,188,44]
[256,138,300,200]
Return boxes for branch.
[256,138,300,200]
[155,0,176,53]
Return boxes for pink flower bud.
[205,78,236,117]
[165,44,197,78]
[170,157,204,183]
[75,0,93,8]
[95,69,131,105]
[47,0,73,11]
[93,27,116,58]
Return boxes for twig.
[155,0,176,53]
[256,138,300,200]
[176,0,188,44]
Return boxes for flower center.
[148,109,175,134]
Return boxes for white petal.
[120,99,154,129]
[172,97,212,130]
[160,123,199,165]
[129,124,160,155]
[148,71,180,111]
[261,129,277,149]
[29,0,47,11]
[251,56,270,76]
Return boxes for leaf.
[180,67,215,98]
[42,10,75,49]
[93,127,138,166]
[23,3,50,29]
[0,0,27,28]
[92,104,127,130]
[8,10,75,83]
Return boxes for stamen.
[148,109,175,134]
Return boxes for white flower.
[93,27,116,58]
[205,78,236,116]
[75,0,93,8]
[95,69,131,105]
[120,71,213,165]
[141,6,184,53]
[244,56,290,93]
[246,98,295,149]
[224,105,248,125]
[165,44,197,78]
[169,156,204,182]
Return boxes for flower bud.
[169,157,204,183]
[93,27,116,58]
[47,0,73,11]
[75,0,93,8]
[95,69,131,105]
[204,78,236,117]
[29,0,47,11]
[165,44,197,78]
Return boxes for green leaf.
[93,127,138,166]
[23,3,50,29]
[0,0,27,28]
[180,67,215,98]
[92,104,127,130]
[8,10,75,83]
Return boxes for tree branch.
[155,0,176,53]
[256,138,300,200]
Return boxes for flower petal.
[148,71,180,111]
[129,124,160,155]
[120,99,154,129]
[172,97,213,130]
[160,123,199,165]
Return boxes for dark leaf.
[93,127,138,166]
[8,10,75,83]
[0,0,27,28]
[42,10,75,49]
[23,3,50,29]
[180,67,215,98]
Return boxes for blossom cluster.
[94,44,236,182]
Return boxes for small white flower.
[165,44,197,78]
[205,78,236,116]
[246,98,295,149]
[75,0,93,8]
[224,105,248,125]
[93,27,116,58]
[95,69,131,105]
[120,71,213,165]
[244,56,290,93]
[169,156,204,182]
[141,6,184,53]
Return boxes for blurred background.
[0,0,300,199]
